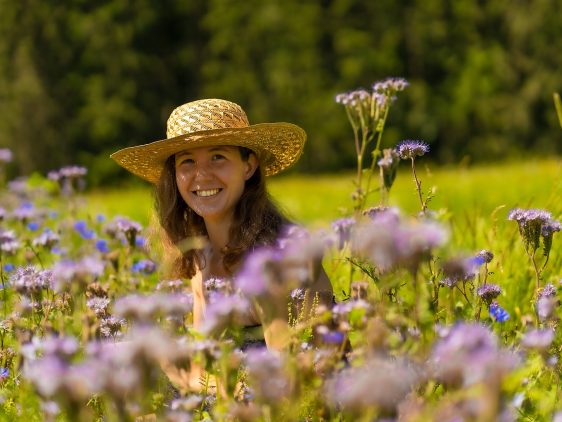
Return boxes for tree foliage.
[0,0,560,184]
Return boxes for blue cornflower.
[396,140,430,160]
[27,221,40,231]
[322,330,346,345]
[489,301,510,323]
[0,367,8,379]
[132,259,156,275]
[135,236,146,248]
[3,263,15,272]
[96,214,106,223]
[95,239,110,253]
[74,220,95,239]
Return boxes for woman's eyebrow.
[208,147,229,153]
[175,151,193,159]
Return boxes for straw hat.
[110,99,306,183]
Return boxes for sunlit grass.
[87,158,562,228]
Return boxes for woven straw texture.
[111,99,306,183]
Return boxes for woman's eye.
[212,154,225,161]
[179,158,194,166]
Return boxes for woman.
[111,99,333,389]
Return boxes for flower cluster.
[508,208,560,255]
[396,139,430,160]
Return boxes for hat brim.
[110,122,306,183]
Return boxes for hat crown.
[166,99,250,138]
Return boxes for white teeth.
[196,189,220,197]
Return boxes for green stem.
[530,250,541,291]
[411,158,426,212]
[363,106,390,209]
[0,254,6,317]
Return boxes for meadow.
[89,158,561,228]
[1,79,561,421]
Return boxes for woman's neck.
[204,216,232,253]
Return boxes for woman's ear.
[243,153,259,180]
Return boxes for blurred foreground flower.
[521,328,554,352]
[351,211,448,274]
[0,148,13,164]
[430,323,518,388]
[324,357,419,415]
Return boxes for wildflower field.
[1,80,562,422]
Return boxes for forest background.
[0,0,561,186]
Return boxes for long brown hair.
[154,147,290,279]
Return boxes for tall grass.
[88,158,562,228]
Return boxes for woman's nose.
[194,162,211,180]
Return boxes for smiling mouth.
[193,188,222,197]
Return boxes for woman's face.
[174,145,258,223]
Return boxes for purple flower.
[155,279,184,292]
[99,316,127,339]
[0,148,13,163]
[41,336,79,359]
[538,283,557,299]
[521,329,554,352]
[372,77,409,93]
[377,148,401,190]
[235,248,284,297]
[363,206,401,223]
[331,217,355,249]
[204,277,232,294]
[200,293,251,336]
[472,249,494,265]
[0,367,9,380]
[537,296,557,322]
[290,287,306,301]
[508,208,559,254]
[86,297,111,317]
[9,266,53,295]
[24,355,67,397]
[48,165,87,181]
[430,323,517,387]
[335,89,371,107]
[131,259,156,275]
[7,178,28,195]
[3,263,15,273]
[542,219,561,236]
[324,357,419,413]
[245,349,291,403]
[477,284,502,305]
[51,256,105,292]
[96,214,106,223]
[489,301,510,323]
[352,217,448,274]
[12,202,35,222]
[440,257,478,288]
[508,208,552,225]
[114,292,193,322]
[107,216,143,247]
[0,229,20,255]
[396,140,430,160]
[32,230,60,249]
